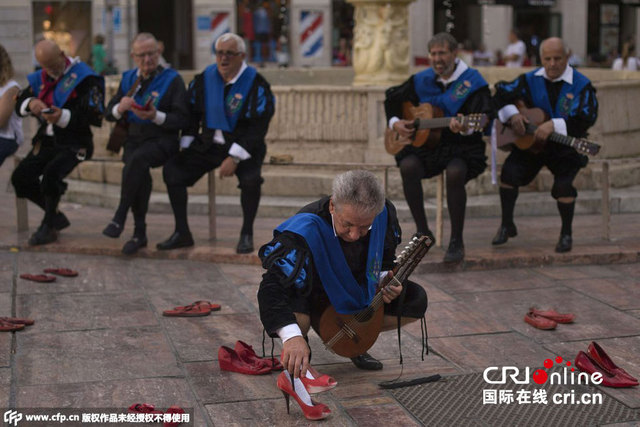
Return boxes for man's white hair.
[215,33,246,54]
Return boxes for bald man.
[12,39,104,246]
[102,32,188,255]
[492,37,598,253]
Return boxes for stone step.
[69,158,640,199]
[63,178,640,221]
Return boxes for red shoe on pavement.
[234,340,283,371]
[300,366,337,394]
[587,341,638,384]
[218,346,271,375]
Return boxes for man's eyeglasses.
[133,50,158,59]
[215,50,242,58]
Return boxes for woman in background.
[612,42,639,71]
[0,43,23,166]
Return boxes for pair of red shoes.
[0,317,34,332]
[162,300,221,317]
[575,342,639,388]
[524,307,575,330]
[128,403,186,427]
[218,341,283,375]
[20,268,79,283]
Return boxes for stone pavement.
[0,162,639,426]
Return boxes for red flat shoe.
[127,403,163,414]
[164,405,186,427]
[574,351,638,388]
[44,268,78,277]
[0,317,34,326]
[19,274,56,283]
[234,340,283,371]
[301,366,337,394]
[163,301,216,317]
[0,320,25,332]
[588,341,639,384]
[530,307,575,323]
[277,371,331,421]
[218,346,271,375]
[524,312,557,330]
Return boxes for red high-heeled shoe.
[218,346,271,375]
[588,341,639,384]
[300,366,337,394]
[276,371,331,421]
[575,351,638,388]
[234,340,283,371]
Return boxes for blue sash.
[203,64,257,131]
[120,68,178,124]
[413,66,487,116]
[273,207,388,314]
[27,61,102,108]
[525,68,590,119]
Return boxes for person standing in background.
[0,44,23,166]
[504,29,527,68]
[91,34,107,75]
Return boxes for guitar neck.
[524,123,579,150]
[417,117,455,129]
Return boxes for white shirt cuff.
[277,324,303,343]
[388,116,400,130]
[112,104,122,120]
[180,135,195,149]
[56,108,71,128]
[551,118,567,136]
[229,142,251,160]
[152,111,166,125]
[498,104,519,123]
[213,129,225,144]
[20,97,33,116]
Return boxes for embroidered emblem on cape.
[62,73,78,91]
[558,93,572,118]
[226,93,244,116]
[144,91,159,107]
[366,257,382,284]
[451,80,471,101]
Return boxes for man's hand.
[218,156,238,178]
[378,271,403,304]
[130,104,157,121]
[281,336,310,379]
[117,96,136,115]
[449,115,467,134]
[534,120,554,142]
[392,119,416,140]
[508,113,529,136]
[41,106,62,124]
[28,99,48,116]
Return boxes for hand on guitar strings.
[449,115,468,134]
[281,335,310,379]
[533,120,554,143]
[508,113,529,137]
[378,271,403,304]
[392,119,416,141]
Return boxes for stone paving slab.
[16,327,181,385]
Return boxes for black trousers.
[11,142,81,225]
[114,137,178,229]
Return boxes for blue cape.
[203,64,257,131]
[413,66,487,116]
[27,61,103,108]
[525,68,591,119]
[120,67,178,124]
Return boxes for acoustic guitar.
[495,105,600,156]
[384,102,489,155]
[317,235,432,358]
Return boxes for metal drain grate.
[389,372,640,427]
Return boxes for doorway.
[138,0,193,69]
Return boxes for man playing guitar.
[384,32,492,264]
[492,37,599,253]
[257,170,428,380]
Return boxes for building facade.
[2,0,640,79]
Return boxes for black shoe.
[122,236,147,255]
[53,212,70,231]
[413,229,435,245]
[443,238,464,264]
[555,234,572,253]
[28,224,58,246]
[492,223,517,245]
[350,352,383,370]
[156,232,194,250]
[236,234,254,254]
[103,221,123,238]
